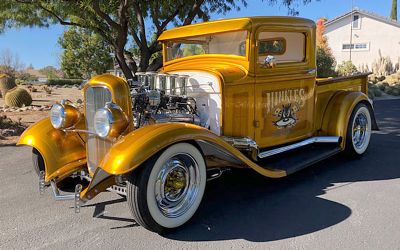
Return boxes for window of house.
[352,15,360,29]
[342,43,369,51]
[257,31,306,64]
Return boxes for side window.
[259,38,286,55]
[257,31,306,65]
[239,41,246,56]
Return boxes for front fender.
[100,123,287,178]
[320,91,377,148]
[17,118,86,182]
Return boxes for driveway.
[0,99,399,249]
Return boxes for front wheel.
[32,148,45,176]
[126,143,206,233]
[344,103,372,156]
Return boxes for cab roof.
[158,16,315,41]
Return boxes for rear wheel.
[126,143,206,233]
[344,103,372,156]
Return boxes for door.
[254,29,316,148]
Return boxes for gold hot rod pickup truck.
[18,17,378,233]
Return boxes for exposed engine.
[128,72,201,129]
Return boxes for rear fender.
[320,91,378,148]
[17,118,86,182]
[99,123,287,178]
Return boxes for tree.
[316,18,336,77]
[391,0,398,20]
[0,49,24,76]
[39,66,61,79]
[59,27,113,79]
[0,0,315,79]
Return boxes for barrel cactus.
[4,87,32,107]
[0,74,17,96]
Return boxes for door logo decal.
[273,103,300,128]
[263,88,306,129]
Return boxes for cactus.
[0,74,17,96]
[4,87,32,107]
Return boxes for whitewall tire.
[345,103,372,156]
[127,143,206,233]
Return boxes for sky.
[0,0,394,69]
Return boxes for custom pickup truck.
[18,16,377,233]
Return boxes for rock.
[368,74,378,83]
[377,75,386,81]
[76,99,83,104]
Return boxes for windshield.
[165,30,248,62]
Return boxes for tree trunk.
[148,54,163,71]
[391,0,398,20]
[115,49,134,79]
[138,49,151,72]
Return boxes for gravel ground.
[0,99,399,250]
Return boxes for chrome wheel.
[350,105,371,154]
[352,113,368,149]
[154,153,201,218]
[127,143,206,232]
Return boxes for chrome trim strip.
[62,128,98,135]
[258,136,340,159]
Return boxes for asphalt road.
[1,99,400,250]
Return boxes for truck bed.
[316,72,370,94]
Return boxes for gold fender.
[17,118,86,182]
[100,123,287,178]
[320,91,378,148]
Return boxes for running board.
[258,136,340,159]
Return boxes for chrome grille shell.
[85,86,112,174]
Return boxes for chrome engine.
[129,72,201,128]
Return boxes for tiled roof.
[325,8,400,28]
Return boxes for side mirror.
[264,55,276,68]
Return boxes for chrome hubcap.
[154,153,200,218]
[352,112,369,150]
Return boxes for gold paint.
[17,118,86,182]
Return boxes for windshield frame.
[162,30,250,65]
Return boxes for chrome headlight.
[50,100,80,129]
[94,103,128,138]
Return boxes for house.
[325,8,400,72]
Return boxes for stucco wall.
[325,13,400,71]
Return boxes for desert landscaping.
[0,77,83,145]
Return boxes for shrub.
[316,47,336,78]
[368,89,375,99]
[337,61,359,76]
[47,79,84,86]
